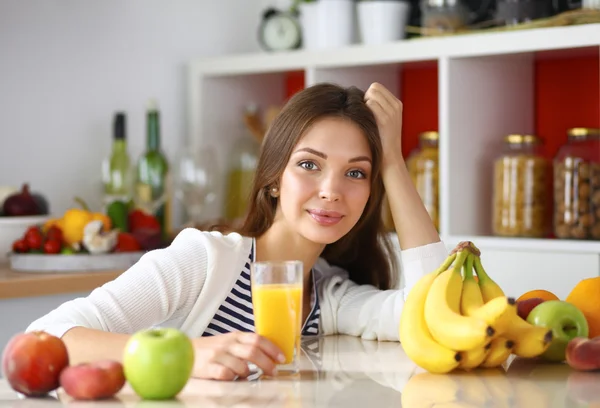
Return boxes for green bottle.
[102,112,133,209]
[135,100,171,239]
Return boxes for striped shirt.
[201,240,321,337]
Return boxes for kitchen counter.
[1,334,598,407]
[0,264,123,299]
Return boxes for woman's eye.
[299,161,317,171]
[347,170,367,179]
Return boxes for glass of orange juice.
[251,260,303,376]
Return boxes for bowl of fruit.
[0,184,51,263]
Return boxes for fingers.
[213,351,252,378]
[365,99,387,125]
[229,342,278,376]
[365,82,403,115]
[237,332,286,364]
[205,362,238,381]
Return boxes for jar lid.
[568,127,600,138]
[419,131,439,141]
[504,134,541,144]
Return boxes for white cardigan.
[26,228,449,342]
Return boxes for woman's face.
[275,116,373,245]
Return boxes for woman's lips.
[307,209,343,226]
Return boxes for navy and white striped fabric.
[201,240,321,337]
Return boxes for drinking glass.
[251,260,303,376]
[173,145,218,225]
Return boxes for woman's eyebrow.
[293,148,372,164]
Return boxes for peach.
[517,297,545,320]
[565,336,600,371]
[59,360,125,400]
[1,331,69,396]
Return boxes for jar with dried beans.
[554,127,600,240]
[492,134,550,237]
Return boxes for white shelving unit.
[187,23,600,298]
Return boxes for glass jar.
[492,134,550,237]
[406,131,439,231]
[224,125,261,224]
[420,0,470,36]
[553,127,600,240]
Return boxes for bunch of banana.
[399,241,554,374]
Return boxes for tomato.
[25,228,43,250]
[12,239,29,253]
[46,226,64,244]
[43,239,62,254]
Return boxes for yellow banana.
[472,255,505,301]
[399,253,462,374]
[458,341,491,370]
[473,255,553,358]
[461,254,517,337]
[480,336,514,368]
[504,314,553,358]
[424,250,494,351]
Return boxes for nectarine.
[60,360,125,400]
[1,331,69,396]
[517,297,545,320]
[566,336,600,371]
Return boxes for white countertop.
[1,335,598,407]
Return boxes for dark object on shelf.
[406,0,583,36]
[496,0,555,25]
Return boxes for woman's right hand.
[191,332,286,380]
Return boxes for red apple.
[517,297,545,320]
[1,331,69,396]
[60,360,125,400]
[566,336,600,371]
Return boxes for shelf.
[445,235,600,254]
[187,23,600,252]
[189,24,600,77]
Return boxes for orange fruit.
[516,289,559,303]
[566,277,600,338]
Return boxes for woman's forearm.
[382,157,440,250]
[61,327,131,365]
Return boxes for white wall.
[0,0,268,224]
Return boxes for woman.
[25,82,448,381]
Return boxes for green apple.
[526,300,589,362]
[123,328,194,400]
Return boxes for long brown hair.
[224,83,397,290]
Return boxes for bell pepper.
[128,209,161,232]
[59,207,92,246]
[54,197,113,246]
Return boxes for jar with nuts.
[492,134,550,238]
[405,131,439,231]
[554,127,600,240]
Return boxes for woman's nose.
[319,177,341,202]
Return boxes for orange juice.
[252,283,303,364]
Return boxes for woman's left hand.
[364,82,404,166]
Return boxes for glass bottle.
[101,112,133,209]
[553,127,600,240]
[224,106,262,224]
[492,134,550,237]
[135,100,171,239]
[406,131,440,231]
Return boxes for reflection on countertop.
[1,335,599,407]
